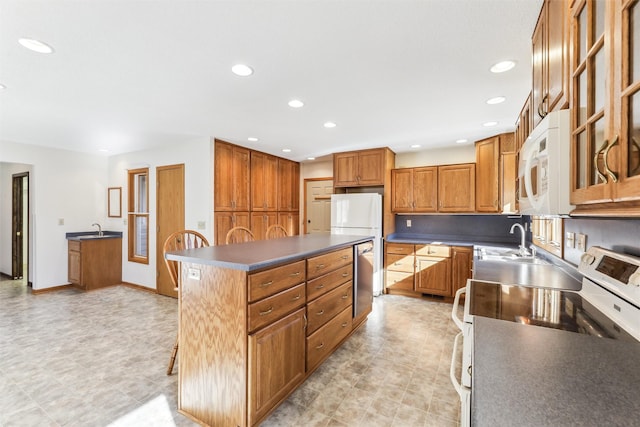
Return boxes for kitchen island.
[166,234,374,427]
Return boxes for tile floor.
[0,278,461,427]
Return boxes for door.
[12,173,28,280]
[156,164,185,297]
[304,178,333,234]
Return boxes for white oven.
[518,109,574,216]
[450,246,640,426]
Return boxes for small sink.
[77,234,108,239]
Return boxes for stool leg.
[167,335,179,375]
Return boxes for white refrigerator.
[330,193,383,296]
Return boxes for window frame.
[128,168,149,264]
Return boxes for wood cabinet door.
[532,8,546,128]
[215,140,250,211]
[438,164,476,212]
[333,152,358,187]
[357,149,385,185]
[501,152,518,213]
[68,247,81,284]
[278,212,299,236]
[251,152,278,211]
[475,136,500,213]
[415,256,451,296]
[547,0,568,112]
[214,212,250,245]
[391,168,414,212]
[278,159,300,211]
[248,308,306,426]
[251,212,277,241]
[413,166,438,212]
[451,246,473,297]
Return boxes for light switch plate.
[197,221,206,230]
[58,218,64,226]
[406,219,412,228]
[576,233,587,251]
[566,232,575,248]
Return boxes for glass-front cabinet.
[570,0,640,212]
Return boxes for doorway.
[156,164,185,298]
[12,172,29,283]
[304,178,333,234]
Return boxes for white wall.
[395,145,476,168]
[0,141,108,290]
[108,137,212,289]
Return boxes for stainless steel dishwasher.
[353,240,374,319]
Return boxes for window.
[531,215,563,258]
[128,168,149,263]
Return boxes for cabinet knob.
[316,309,325,316]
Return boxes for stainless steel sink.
[477,247,550,265]
[77,234,109,239]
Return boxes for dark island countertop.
[473,316,640,426]
[166,233,374,272]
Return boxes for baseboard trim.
[32,284,74,294]
[0,272,12,280]
[121,282,158,294]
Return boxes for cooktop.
[468,280,637,342]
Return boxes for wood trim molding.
[32,284,74,294]
[121,281,158,294]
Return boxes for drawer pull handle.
[316,342,324,349]
[259,307,273,316]
[341,322,348,327]
[341,273,349,277]
[259,281,273,288]
[292,294,301,301]
[289,272,300,277]
[316,264,325,269]
[393,262,402,266]
[341,255,348,259]
[316,309,325,316]
[315,284,325,290]
[341,294,349,299]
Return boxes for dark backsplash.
[393,215,528,245]
[563,217,640,265]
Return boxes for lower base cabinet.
[67,238,122,290]
[385,243,472,298]
[249,308,306,425]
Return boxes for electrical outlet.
[188,268,201,281]
[197,221,206,230]
[566,232,575,248]
[406,219,412,228]
[576,233,587,251]
[58,218,64,226]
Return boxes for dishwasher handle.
[452,286,466,331]
[450,331,471,398]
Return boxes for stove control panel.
[579,246,640,306]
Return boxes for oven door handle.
[452,286,466,331]
[450,331,471,398]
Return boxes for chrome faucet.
[92,223,103,237]
[509,223,528,256]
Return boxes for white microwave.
[518,109,574,215]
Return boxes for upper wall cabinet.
[391,167,438,213]
[532,0,570,127]
[569,0,640,213]
[277,159,300,211]
[475,133,516,213]
[251,152,278,211]
[214,139,250,212]
[333,148,392,187]
[438,163,476,213]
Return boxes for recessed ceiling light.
[282,148,292,153]
[486,96,506,105]
[323,122,337,128]
[231,64,253,77]
[0,84,5,90]
[483,121,499,127]
[456,139,468,144]
[490,61,515,73]
[248,137,258,142]
[18,38,54,54]
[307,157,316,161]
[99,148,109,153]
[411,144,421,148]
[288,99,304,108]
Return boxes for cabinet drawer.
[307,247,352,280]
[306,264,352,301]
[415,245,450,257]
[68,240,81,251]
[386,253,415,273]
[306,306,352,372]
[306,281,352,335]
[386,243,414,255]
[248,260,306,302]
[386,271,414,291]
[248,284,306,332]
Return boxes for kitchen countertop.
[473,259,582,291]
[473,316,640,426]
[165,233,373,272]
[66,231,123,240]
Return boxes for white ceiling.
[0,0,543,162]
